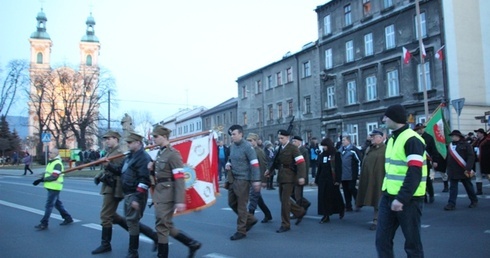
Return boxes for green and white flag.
[425,104,451,158]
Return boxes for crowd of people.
[26,103,490,258]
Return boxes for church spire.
[30,8,50,39]
[81,12,99,43]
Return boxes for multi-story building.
[158,107,207,139]
[201,98,237,145]
[28,9,101,153]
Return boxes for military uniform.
[270,139,307,231]
[151,125,201,258]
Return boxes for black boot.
[126,235,139,258]
[157,243,169,258]
[92,227,112,254]
[476,182,483,195]
[139,222,158,251]
[442,181,449,192]
[174,232,202,258]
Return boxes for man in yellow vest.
[375,104,427,258]
[33,148,73,230]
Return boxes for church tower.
[79,12,100,73]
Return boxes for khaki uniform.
[97,144,125,227]
[153,145,186,243]
[270,143,307,228]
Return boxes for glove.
[429,171,435,180]
[32,178,43,186]
[94,176,101,185]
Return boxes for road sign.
[451,98,465,116]
[42,133,51,143]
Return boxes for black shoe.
[345,207,353,212]
[35,224,48,230]
[444,204,455,211]
[319,216,330,224]
[303,202,311,213]
[442,188,449,193]
[468,202,478,208]
[295,210,306,225]
[230,232,246,240]
[289,215,297,220]
[60,218,74,225]
[429,196,435,204]
[276,226,290,233]
[261,217,272,223]
[246,219,258,231]
[339,210,345,220]
[369,224,377,231]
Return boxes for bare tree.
[0,60,29,116]
[128,110,155,144]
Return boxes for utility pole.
[416,0,429,119]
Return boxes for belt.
[156,177,174,183]
[280,164,295,169]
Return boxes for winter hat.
[384,104,407,124]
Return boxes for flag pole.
[415,0,429,119]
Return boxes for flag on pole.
[403,47,412,64]
[425,103,451,158]
[435,45,445,60]
[421,43,427,59]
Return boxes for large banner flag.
[425,103,451,158]
[148,132,218,215]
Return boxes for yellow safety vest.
[382,129,427,197]
[44,158,64,191]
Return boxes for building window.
[243,112,248,125]
[383,0,393,9]
[366,76,377,101]
[197,121,201,130]
[303,61,311,77]
[287,100,293,117]
[364,33,373,56]
[323,14,331,35]
[325,48,333,69]
[241,85,247,99]
[346,40,354,63]
[257,108,263,123]
[346,124,359,146]
[363,0,371,16]
[415,12,427,39]
[347,80,357,105]
[366,122,378,136]
[277,103,283,119]
[268,105,273,120]
[385,24,395,49]
[286,67,293,83]
[327,86,336,108]
[216,115,221,125]
[387,69,399,97]
[304,96,311,114]
[36,52,43,64]
[86,55,93,66]
[417,62,431,91]
[255,80,262,94]
[276,72,282,86]
[266,75,273,90]
[344,4,352,26]
[229,111,233,124]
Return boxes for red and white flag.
[421,43,427,59]
[403,47,411,64]
[435,45,445,60]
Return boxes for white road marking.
[0,181,99,196]
[81,223,155,244]
[203,253,236,258]
[0,200,81,222]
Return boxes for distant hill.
[6,116,28,139]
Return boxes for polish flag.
[403,47,411,64]
[435,45,445,60]
[421,43,427,59]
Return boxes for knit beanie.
[384,104,407,124]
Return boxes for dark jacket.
[339,144,362,181]
[421,132,443,170]
[447,139,475,180]
[109,146,151,195]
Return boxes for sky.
[0,0,328,124]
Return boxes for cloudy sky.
[1,0,327,124]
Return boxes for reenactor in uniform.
[265,130,307,233]
[291,136,312,214]
[148,125,201,258]
[92,130,157,255]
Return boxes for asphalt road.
[0,168,489,258]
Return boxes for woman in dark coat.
[314,138,345,223]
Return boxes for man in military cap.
[265,130,307,233]
[109,132,151,258]
[92,130,158,255]
[148,125,201,258]
[291,135,311,214]
[225,124,261,240]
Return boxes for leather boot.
[91,226,112,254]
[174,232,202,258]
[157,243,169,258]
[126,235,139,258]
[476,182,483,195]
[139,222,158,251]
[442,181,449,192]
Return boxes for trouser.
[448,178,478,205]
[41,189,72,225]
[228,179,254,234]
[267,171,275,189]
[218,159,227,180]
[124,193,147,235]
[24,165,33,174]
[475,162,482,183]
[100,194,123,227]
[341,180,358,209]
[248,186,272,218]
[310,163,318,178]
[426,176,434,198]
[279,183,304,228]
[291,184,311,209]
[376,195,424,258]
[154,199,176,244]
